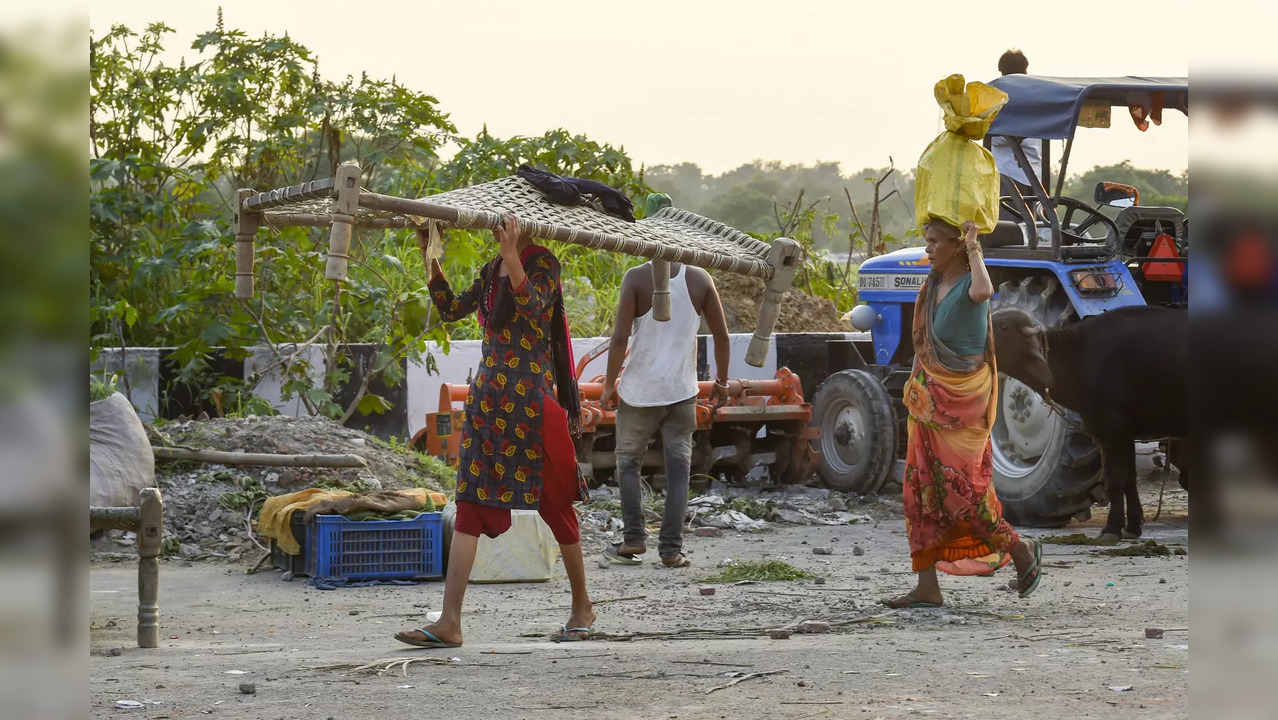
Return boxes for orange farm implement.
[414,341,822,487]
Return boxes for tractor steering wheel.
[998,195,1034,224]
[1054,197,1120,252]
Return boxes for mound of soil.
[92,415,452,563]
[710,272,849,334]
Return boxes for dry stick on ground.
[672,660,754,668]
[521,611,896,643]
[584,671,725,680]
[302,657,501,675]
[705,669,788,695]
[154,447,367,468]
[244,497,267,553]
[248,550,272,574]
[1154,466,1170,520]
[551,594,646,610]
[747,590,812,598]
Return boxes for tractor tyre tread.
[811,369,897,494]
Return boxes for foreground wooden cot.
[232,163,800,367]
[90,488,163,648]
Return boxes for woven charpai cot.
[232,164,800,367]
[242,173,776,279]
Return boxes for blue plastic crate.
[306,512,443,582]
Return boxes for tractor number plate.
[435,413,452,437]
[859,273,926,291]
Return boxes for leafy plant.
[90,17,650,423]
[699,560,818,583]
[160,536,181,557]
[90,373,120,402]
[218,477,268,510]
[729,497,775,520]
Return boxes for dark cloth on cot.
[517,165,636,222]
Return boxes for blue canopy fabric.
[988,75,1189,140]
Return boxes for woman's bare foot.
[394,619,462,647]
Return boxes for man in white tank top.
[599,261,731,567]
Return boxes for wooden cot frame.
[233,163,800,367]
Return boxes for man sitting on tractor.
[991,49,1043,220]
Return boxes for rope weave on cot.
[250,176,776,280]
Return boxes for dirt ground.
[89,473,1188,720]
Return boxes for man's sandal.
[605,543,644,565]
[394,628,460,648]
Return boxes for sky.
[87,0,1200,179]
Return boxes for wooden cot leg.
[136,488,163,649]
[234,188,260,299]
[645,193,675,322]
[745,238,801,368]
[651,259,671,322]
[325,164,362,282]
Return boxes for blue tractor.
[810,76,1188,527]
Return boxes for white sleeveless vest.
[616,264,700,407]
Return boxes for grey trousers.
[614,397,697,558]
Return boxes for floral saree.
[902,275,1020,575]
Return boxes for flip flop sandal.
[550,624,591,643]
[660,554,691,568]
[394,628,460,648]
[605,544,643,565]
[1019,540,1044,599]
[1008,539,1045,589]
[880,594,943,609]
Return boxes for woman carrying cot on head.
[395,215,594,647]
[882,218,1043,609]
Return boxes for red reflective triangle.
[1142,234,1183,283]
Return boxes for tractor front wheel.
[810,369,897,494]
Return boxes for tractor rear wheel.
[990,275,1105,527]
[811,369,897,494]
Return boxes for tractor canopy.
[987,75,1188,141]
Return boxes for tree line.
[90,15,1187,423]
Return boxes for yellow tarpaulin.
[915,74,1009,235]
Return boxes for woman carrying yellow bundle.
[884,76,1042,608]
[882,218,1043,608]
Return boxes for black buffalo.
[992,304,1188,541]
